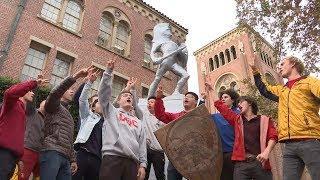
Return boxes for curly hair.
[218,89,240,108]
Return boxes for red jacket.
[214,100,278,170]
[154,98,186,124]
[0,80,37,158]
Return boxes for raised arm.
[78,68,100,121]
[45,76,76,113]
[3,80,37,107]
[78,82,92,120]
[73,83,85,108]
[45,68,89,113]
[98,60,114,116]
[154,86,177,123]
[214,100,239,126]
[253,73,279,102]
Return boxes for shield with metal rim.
[155,105,223,180]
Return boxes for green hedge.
[0,76,79,121]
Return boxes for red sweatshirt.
[214,100,278,170]
[0,80,37,158]
[154,98,186,124]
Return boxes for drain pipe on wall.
[0,0,28,71]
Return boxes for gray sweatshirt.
[98,68,147,168]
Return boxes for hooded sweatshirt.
[98,68,147,168]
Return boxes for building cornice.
[118,0,188,40]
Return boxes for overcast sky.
[143,0,239,94]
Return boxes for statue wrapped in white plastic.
[148,23,189,98]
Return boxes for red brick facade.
[0,0,188,97]
[194,25,282,113]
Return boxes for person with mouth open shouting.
[98,60,147,180]
[214,95,278,180]
[154,86,199,180]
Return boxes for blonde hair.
[284,56,305,75]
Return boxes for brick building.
[194,24,311,180]
[0,0,188,99]
[194,24,281,113]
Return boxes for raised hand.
[87,67,100,83]
[156,86,164,99]
[73,65,93,79]
[125,77,137,90]
[200,92,207,100]
[36,74,49,87]
[204,82,213,91]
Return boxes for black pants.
[0,148,18,180]
[99,155,138,180]
[233,160,272,180]
[145,148,165,180]
[167,161,182,180]
[221,152,234,180]
[72,149,101,180]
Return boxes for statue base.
[138,93,184,113]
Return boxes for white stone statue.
[148,23,189,97]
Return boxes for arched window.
[62,0,82,32]
[41,0,83,32]
[144,34,153,68]
[214,55,219,69]
[41,0,63,23]
[269,58,273,68]
[231,46,237,59]
[209,58,214,71]
[219,86,226,93]
[98,13,114,47]
[115,21,130,55]
[219,52,225,65]
[265,54,270,65]
[260,52,264,62]
[225,49,231,63]
[230,81,238,91]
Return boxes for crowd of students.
[0,55,319,180]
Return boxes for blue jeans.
[40,150,72,180]
[167,162,182,180]
[283,139,320,180]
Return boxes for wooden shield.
[155,105,223,180]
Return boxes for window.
[260,52,264,62]
[21,42,49,81]
[142,87,149,98]
[50,52,72,87]
[98,8,131,57]
[214,55,219,69]
[41,0,63,23]
[219,86,226,93]
[98,13,114,47]
[114,21,129,54]
[231,46,237,59]
[111,75,127,101]
[209,58,214,71]
[40,0,83,33]
[62,0,81,32]
[219,52,225,66]
[143,34,153,68]
[230,81,238,91]
[225,49,231,63]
